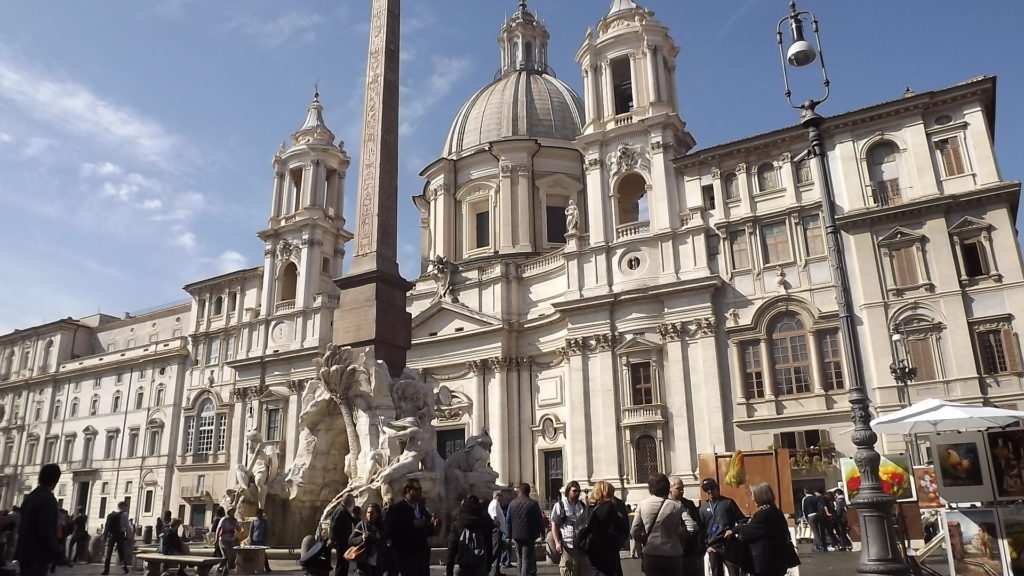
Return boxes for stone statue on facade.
[444,429,501,505]
[229,430,280,517]
[564,200,579,235]
[428,255,455,303]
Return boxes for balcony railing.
[615,220,650,241]
[275,300,296,313]
[871,179,903,207]
[180,485,210,499]
[67,459,97,471]
[621,403,668,426]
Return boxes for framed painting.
[914,466,943,509]
[999,506,1024,575]
[945,508,1006,576]
[986,429,1024,501]
[933,431,994,504]
[839,454,915,502]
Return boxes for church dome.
[443,70,584,158]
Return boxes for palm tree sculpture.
[314,344,373,484]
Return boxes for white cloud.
[79,161,207,223]
[173,231,197,251]
[215,250,247,274]
[0,50,183,168]
[399,55,473,137]
[0,132,11,143]
[226,13,323,48]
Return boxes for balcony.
[871,179,903,207]
[180,485,211,499]
[615,220,650,241]
[275,300,296,313]
[67,459,99,473]
[621,403,668,426]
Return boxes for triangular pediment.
[878,226,922,245]
[536,173,584,195]
[411,301,502,339]
[948,216,989,234]
[615,334,662,353]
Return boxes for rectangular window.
[741,342,764,399]
[111,395,121,414]
[772,334,811,395]
[127,429,138,457]
[197,420,214,454]
[935,137,966,177]
[907,337,938,381]
[891,246,920,287]
[729,230,750,270]
[629,361,654,405]
[125,480,133,494]
[701,184,716,211]
[195,342,204,366]
[148,334,158,343]
[724,174,739,201]
[144,489,154,514]
[44,440,56,463]
[73,381,80,393]
[104,435,116,459]
[960,237,989,277]
[100,481,109,495]
[116,373,123,383]
[216,415,227,452]
[183,417,194,453]
[172,328,182,338]
[265,408,281,442]
[225,336,235,362]
[207,339,220,365]
[139,367,146,378]
[761,221,792,264]
[25,440,37,464]
[819,330,844,391]
[802,214,825,258]
[126,339,135,348]
[196,475,206,493]
[61,438,74,462]
[611,56,634,115]
[474,210,490,249]
[796,159,813,185]
[546,205,567,244]
[147,429,160,456]
[975,327,1021,375]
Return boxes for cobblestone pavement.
[31,542,944,576]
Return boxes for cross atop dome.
[290,87,335,147]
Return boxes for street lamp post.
[776,3,909,574]
[889,329,919,463]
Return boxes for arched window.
[111,391,122,414]
[724,172,739,201]
[89,395,100,416]
[757,162,780,192]
[616,173,648,225]
[278,262,298,303]
[155,385,165,406]
[634,434,658,482]
[212,296,224,316]
[771,314,812,395]
[197,401,216,454]
[867,140,901,206]
[228,292,238,314]
[135,388,145,410]
[70,399,79,418]
[42,340,55,373]
[0,350,13,380]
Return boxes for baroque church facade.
[0,0,1022,533]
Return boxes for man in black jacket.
[327,494,360,576]
[384,479,439,576]
[102,501,130,575]
[505,483,543,576]
[15,463,61,576]
[698,478,744,576]
[670,477,705,575]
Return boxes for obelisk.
[334,0,412,376]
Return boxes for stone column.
[517,356,534,486]
[487,357,509,483]
[564,346,588,483]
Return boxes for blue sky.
[1,1,1022,334]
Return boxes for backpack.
[572,503,596,554]
[456,527,487,569]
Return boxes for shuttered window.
[634,435,658,483]
[891,246,920,286]
[741,342,765,399]
[975,327,1022,375]
[730,230,750,270]
[802,214,825,257]
[819,330,844,390]
[906,338,937,381]
[762,221,792,265]
[935,137,966,177]
[725,173,740,200]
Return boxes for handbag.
[343,541,367,562]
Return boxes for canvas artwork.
[914,466,943,509]
[840,454,915,502]
[999,507,1024,576]
[986,429,1024,501]
[933,431,994,504]
[945,508,1006,576]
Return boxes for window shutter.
[907,338,936,381]
[893,247,919,286]
[1002,326,1021,373]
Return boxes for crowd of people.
[6,463,807,576]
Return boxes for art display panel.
[914,465,943,509]
[933,431,994,504]
[840,454,916,502]
[944,508,1007,576]
[986,429,1024,501]
[999,507,1024,576]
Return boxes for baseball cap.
[701,478,718,491]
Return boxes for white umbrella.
[871,398,1024,435]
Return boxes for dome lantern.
[498,0,550,75]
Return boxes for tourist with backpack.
[505,483,543,576]
[630,474,685,576]
[669,477,706,574]
[550,481,588,576]
[447,495,493,576]
[577,481,628,576]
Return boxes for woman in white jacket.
[629,473,686,576]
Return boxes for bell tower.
[257,90,352,319]
[574,1,695,243]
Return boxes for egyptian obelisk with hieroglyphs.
[334,0,412,376]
